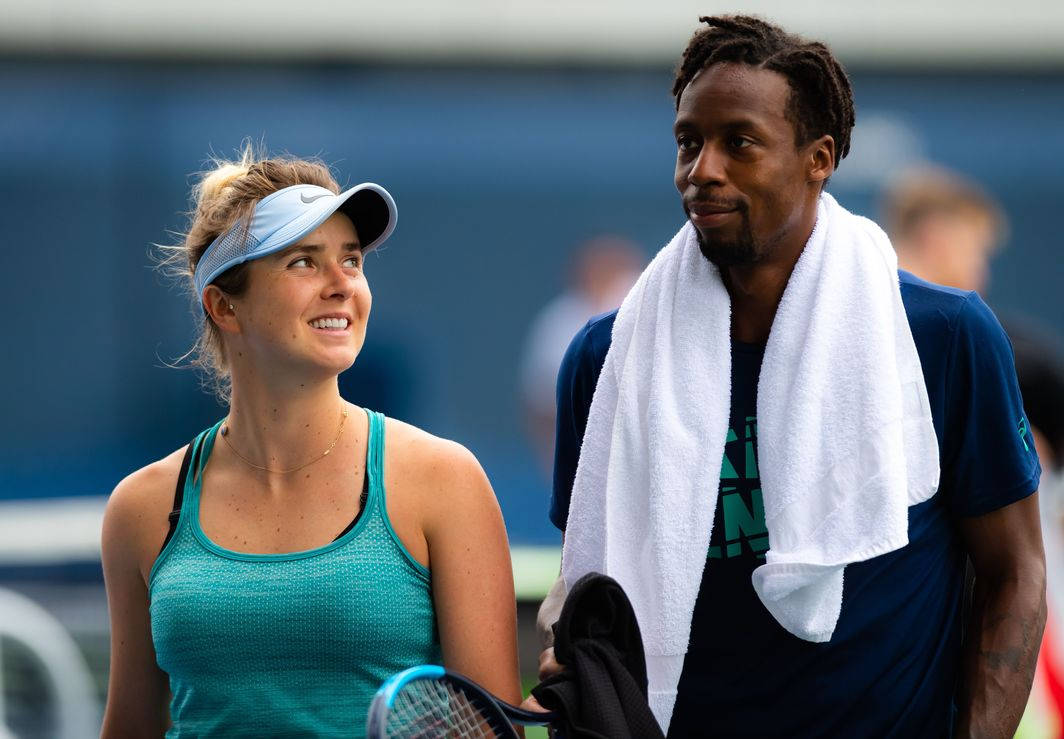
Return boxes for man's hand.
[538,646,565,681]
[517,647,566,716]
[519,694,550,713]
[537,573,568,648]
[525,560,567,715]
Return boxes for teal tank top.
[149,409,442,737]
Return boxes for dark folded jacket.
[531,572,665,739]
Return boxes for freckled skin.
[227,212,372,381]
[102,195,523,732]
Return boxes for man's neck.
[725,223,817,343]
[724,261,796,344]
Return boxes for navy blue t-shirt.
[549,271,1041,738]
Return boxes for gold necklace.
[219,406,349,474]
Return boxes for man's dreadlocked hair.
[672,15,856,169]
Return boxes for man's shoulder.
[584,309,618,343]
[566,309,618,372]
[898,270,983,348]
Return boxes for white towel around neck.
[561,192,940,731]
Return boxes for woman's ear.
[203,286,239,334]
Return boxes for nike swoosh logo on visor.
[300,192,332,204]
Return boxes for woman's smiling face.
[230,212,371,381]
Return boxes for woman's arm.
[419,440,522,706]
[100,466,174,737]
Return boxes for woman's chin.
[321,357,358,378]
[280,350,356,383]
[319,346,361,376]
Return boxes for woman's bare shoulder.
[383,417,484,482]
[102,446,189,571]
[109,447,188,512]
[381,416,501,539]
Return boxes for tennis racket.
[365,665,557,738]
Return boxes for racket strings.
[384,678,506,738]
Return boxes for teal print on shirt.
[709,415,769,560]
[1018,417,1030,452]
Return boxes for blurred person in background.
[519,236,642,474]
[1010,322,1064,738]
[533,15,1044,738]
[100,148,520,736]
[883,164,1006,294]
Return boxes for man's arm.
[956,492,1046,738]
[534,568,567,686]
[537,566,566,649]
[534,316,611,685]
[539,316,605,650]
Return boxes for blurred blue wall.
[1,61,1061,544]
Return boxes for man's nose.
[688,143,727,187]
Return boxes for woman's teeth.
[310,317,349,329]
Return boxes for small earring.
[228,303,234,310]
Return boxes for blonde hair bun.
[197,162,252,205]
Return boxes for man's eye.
[729,136,753,150]
[289,257,311,268]
[677,135,698,151]
[343,255,362,269]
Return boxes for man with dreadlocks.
[531,15,1045,738]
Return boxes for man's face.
[673,63,825,267]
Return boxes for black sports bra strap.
[332,465,370,541]
[159,439,197,555]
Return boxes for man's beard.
[695,211,760,268]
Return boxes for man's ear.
[807,135,836,186]
[203,286,239,334]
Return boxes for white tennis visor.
[193,182,397,299]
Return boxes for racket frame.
[366,664,557,738]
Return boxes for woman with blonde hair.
[100,149,521,736]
